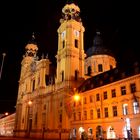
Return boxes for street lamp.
[0,53,6,80]
[0,112,9,119]
[27,100,32,137]
[73,93,85,138]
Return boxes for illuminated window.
[138,126,140,139]
[112,106,117,117]
[123,104,128,115]
[104,107,108,118]
[111,89,116,98]
[133,102,139,114]
[121,86,126,95]
[130,83,136,93]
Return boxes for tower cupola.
[60,3,81,23]
[25,32,38,57]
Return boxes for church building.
[14,2,140,140]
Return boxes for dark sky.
[0,0,139,114]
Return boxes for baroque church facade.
[14,2,140,140]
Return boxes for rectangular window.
[75,70,78,80]
[104,107,108,118]
[89,95,93,103]
[123,104,128,115]
[103,91,108,100]
[83,97,87,104]
[62,40,65,48]
[32,79,35,91]
[111,89,116,98]
[133,102,139,114]
[78,112,81,120]
[90,109,93,119]
[112,106,117,117]
[130,83,136,93]
[62,71,64,82]
[98,64,103,72]
[84,111,87,120]
[59,114,62,123]
[75,39,78,48]
[96,93,100,101]
[97,108,101,118]
[121,86,126,95]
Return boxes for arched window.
[107,126,116,139]
[62,40,65,48]
[32,79,35,91]
[123,104,128,115]
[133,101,139,114]
[75,39,78,48]
[87,66,91,76]
[98,64,103,72]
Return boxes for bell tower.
[56,2,85,85]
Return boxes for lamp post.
[27,100,32,137]
[73,93,85,139]
[0,53,6,80]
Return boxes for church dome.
[86,32,113,57]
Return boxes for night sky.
[0,0,139,114]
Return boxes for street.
[0,136,43,140]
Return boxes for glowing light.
[28,100,32,106]
[5,112,8,116]
[74,94,80,101]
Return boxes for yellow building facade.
[14,2,140,140]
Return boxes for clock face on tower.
[74,30,79,37]
[61,31,66,39]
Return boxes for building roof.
[86,31,114,58]
[78,62,140,92]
